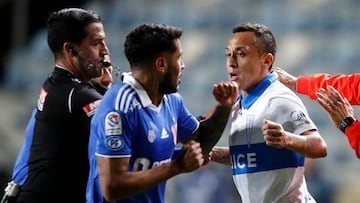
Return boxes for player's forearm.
[297,74,360,104]
[284,131,327,158]
[101,161,180,201]
[210,146,231,165]
[198,104,232,154]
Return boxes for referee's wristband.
[340,117,355,133]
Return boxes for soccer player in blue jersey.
[86,23,238,203]
[209,23,328,203]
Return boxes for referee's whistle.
[102,55,111,67]
[102,61,112,67]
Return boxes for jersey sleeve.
[297,73,360,104]
[92,110,132,157]
[344,120,360,158]
[268,95,317,135]
[91,85,133,157]
[169,93,199,141]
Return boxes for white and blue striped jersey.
[229,72,317,203]
[86,73,199,203]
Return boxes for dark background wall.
[0,0,86,85]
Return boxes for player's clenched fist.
[262,119,288,148]
[213,81,238,106]
[175,140,204,173]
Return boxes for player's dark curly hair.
[124,23,183,67]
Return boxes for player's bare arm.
[209,146,231,165]
[97,140,203,202]
[182,81,238,155]
[262,119,327,158]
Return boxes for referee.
[3,8,111,203]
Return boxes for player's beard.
[159,67,179,94]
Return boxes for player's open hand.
[316,85,354,129]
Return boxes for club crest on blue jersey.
[105,136,124,150]
[105,112,122,135]
[148,130,156,143]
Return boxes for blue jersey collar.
[239,71,277,109]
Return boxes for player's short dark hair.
[232,22,277,59]
[124,23,183,66]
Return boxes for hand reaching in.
[272,67,297,91]
[316,85,354,129]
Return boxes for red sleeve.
[297,73,360,105]
[345,120,360,159]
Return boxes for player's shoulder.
[72,82,102,99]
[104,82,136,100]
[165,92,182,100]
[268,81,299,99]
[267,81,307,108]
[69,82,103,113]
[164,92,185,106]
[104,82,139,113]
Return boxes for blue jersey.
[86,73,199,203]
[11,108,37,185]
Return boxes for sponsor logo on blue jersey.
[105,136,124,150]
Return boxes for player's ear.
[155,56,166,72]
[262,53,274,70]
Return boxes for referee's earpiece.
[68,46,77,56]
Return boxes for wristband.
[340,117,355,133]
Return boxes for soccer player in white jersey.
[209,23,328,203]
[85,23,238,203]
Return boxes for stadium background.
[1,0,360,202]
